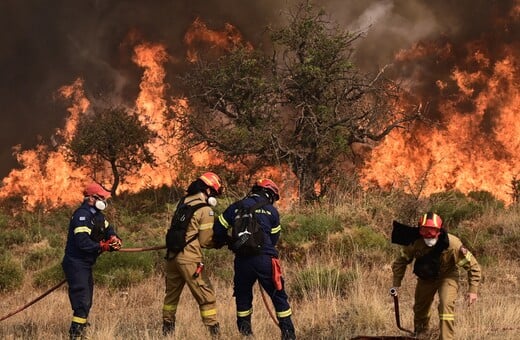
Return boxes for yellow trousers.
[162,260,218,326]
[414,277,458,340]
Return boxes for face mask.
[207,196,217,207]
[424,238,438,247]
[95,199,108,211]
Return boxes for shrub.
[282,212,344,246]
[23,247,61,271]
[0,229,27,248]
[429,190,484,228]
[94,249,156,288]
[0,257,24,292]
[33,263,65,288]
[291,266,357,300]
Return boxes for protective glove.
[108,235,122,251]
[99,240,111,252]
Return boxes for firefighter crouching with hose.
[62,183,122,340]
[213,179,296,340]
[162,172,223,338]
[391,212,482,340]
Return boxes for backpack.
[165,198,208,255]
[229,200,269,256]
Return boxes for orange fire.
[0,19,247,210]
[361,12,520,203]
[184,17,253,62]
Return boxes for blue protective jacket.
[63,201,117,265]
[213,194,281,257]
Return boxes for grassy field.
[1,187,520,339]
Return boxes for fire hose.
[389,288,415,335]
[0,244,277,327]
[0,245,166,322]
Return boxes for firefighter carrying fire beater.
[162,172,223,338]
[391,212,481,340]
[62,182,122,340]
[213,179,296,340]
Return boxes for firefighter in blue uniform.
[62,182,122,339]
[213,179,296,340]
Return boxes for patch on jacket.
[209,210,214,216]
[79,216,86,221]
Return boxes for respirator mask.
[93,195,108,211]
[207,196,217,207]
[423,238,438,247]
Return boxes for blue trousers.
[62,257,94,320]
[234,255,295,333]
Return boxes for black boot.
[281,328,296,340]
[162,319,175,336]
[237,316,253,336]
[208,322,220,338]
[69,322,86,340]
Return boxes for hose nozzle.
[389,287,398,296]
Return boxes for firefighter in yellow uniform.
[391,212,481,340]
[162,172,223,338]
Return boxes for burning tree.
[67,106,156,197]
[180,3,421,203]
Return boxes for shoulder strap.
[184,202,210,245]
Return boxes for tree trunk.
[110,160,119,198]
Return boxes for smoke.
[0,0,517,178]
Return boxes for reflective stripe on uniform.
[72,316,87,324]
[457,252,473,267]
[237,308,253,317]
[201,308,217,317]
[218,214,230,229]
[199,222,213,230]
[104,220,109,228]
[271,225,281,234]
[440,313,455,321]
[73,226,91,235]
[276,308,292,318]
[163,304,177,312]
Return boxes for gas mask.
[93,196,108,211]
[423,238,438,247]
[207,196,217,207]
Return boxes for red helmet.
[199,172,223,196]
[419,212,442,229]
[255,178,280,201]
[83,182,111,199]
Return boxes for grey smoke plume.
[0,0,516,178]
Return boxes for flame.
[184,17,252,62]
[361,15,520,203]
[0,19,256,210]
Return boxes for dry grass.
[2,250,520,340]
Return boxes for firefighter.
[391,212,481,340]
[62,182,122,340]
[213,179,296,340]
[162,172,223,338]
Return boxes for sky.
[0,0,514,179]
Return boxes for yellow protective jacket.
[392,233,481,294]
[166,192,216,264]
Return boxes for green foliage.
[281,212,344,246]
[182,2,419,203]
[94,250,156,288]
[429,190,484,228]
[33,263,65,288]
[23,247,61,271]
[67,105,157,195]
[291,266,357,300]
[0,257,24,292]
[0,228,27,247]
